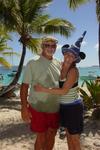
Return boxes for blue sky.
[7,0,98,67]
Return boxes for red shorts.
[29,105,60,132]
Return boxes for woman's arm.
[34,68,78,95]
[60,56,76,80]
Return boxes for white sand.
[0,95,100,150]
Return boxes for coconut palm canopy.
[0,0,74,51]
[0,0,74,96]
[67,0,90,9]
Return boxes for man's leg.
[45,128,57,150]
[34,132,46,150]
[28,106,47,150]
[34,128,57,150]
[44,112,59,150]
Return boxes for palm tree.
[0,25,19,68]
[67,0,100,66]
[0,0,74,96]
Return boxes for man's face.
[42,41,57,58]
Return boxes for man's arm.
[20,83,31,123]
[20,83,29,108]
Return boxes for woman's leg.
[65,129,74,150]
[65,129,81,150]
[71,134,81,150]
[60,102,83,150]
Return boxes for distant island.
[91,65,99,67]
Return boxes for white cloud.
[82,41,87,46]
[57,44,62,50]
[94,43,98,51]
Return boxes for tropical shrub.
[80,80,100,109]
[79,80,100,119]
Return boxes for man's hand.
[21,107,32,123]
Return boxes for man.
[20,36,61,150]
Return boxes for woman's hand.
[60,55,76,79]
[64,56,75,66]
[34,84,44,92]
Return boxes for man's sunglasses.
[43,44,56,48]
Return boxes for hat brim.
[42,37,58,43]
[62,49,81,63]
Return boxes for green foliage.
[80,80,100,109]
[96,0,100,22]
[92,107,100,120]
[67,0,91,10]
[0,57,11,68]
[0,25,19,68]
[0,0,74,53]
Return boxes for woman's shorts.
[28,105,60,133]
[60,101,84,134]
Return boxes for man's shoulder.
[53,58,61,66]
[27,57,40,65]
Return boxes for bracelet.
[59,78,66,81]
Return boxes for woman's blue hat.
[62,31,87,63]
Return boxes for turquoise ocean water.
[0,66,100,86]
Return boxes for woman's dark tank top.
[59,80,78,88]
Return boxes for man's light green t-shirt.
[22,55,61,113]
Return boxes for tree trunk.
[99,23,100,67]
[9,44,26,86]
[0,43,26,97]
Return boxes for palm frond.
[80,80,100,109]
[41,18,75,37]
[96,0,100,22]
[26,37,42,54]
[0,57,11,68]
[67,0,91,10]
[1,52,20,57]
[79,87,93,109]
[30,14,50,33]
[31,17,74,36]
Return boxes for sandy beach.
[0,90,100,150]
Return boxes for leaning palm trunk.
[0,43,26,97]
[9,44,26,86]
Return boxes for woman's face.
[64,52,76,64]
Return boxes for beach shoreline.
[0,91,100,150]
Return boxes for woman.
[34,31,86,150]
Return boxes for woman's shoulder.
[67,66,79,78]
[70,66,78,72]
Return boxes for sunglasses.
[43,44,56,48]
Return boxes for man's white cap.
[42,36,58,44]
